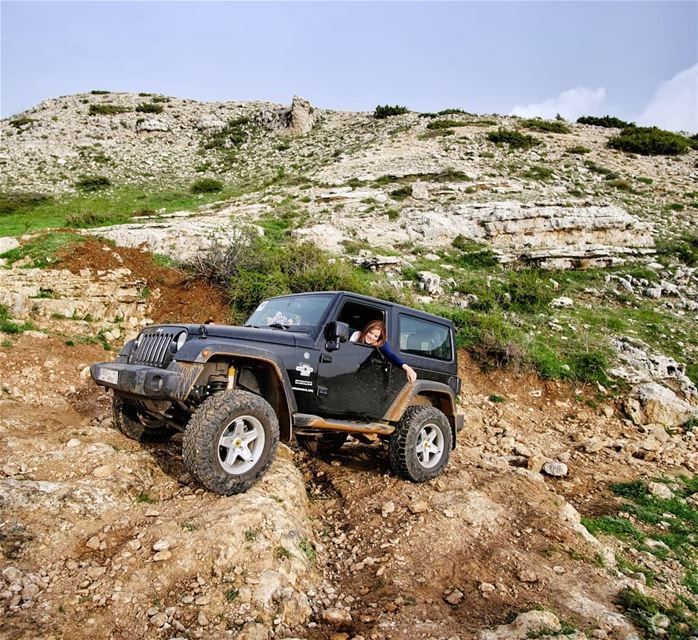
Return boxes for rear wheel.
[112,395,175,442]
[296,432,349,454]
[389,406,452,482]
[182,390,279,495]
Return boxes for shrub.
[522,165,554,181]
[608,126,689,156]
[427,119,465,130]
[75,175,111,191]
[437,108,467,115]
[656,232,698,266]
[374,105,409,119]
[584,160,617,179]
[487,128,541,150]
[607,178,634,192]
[190,178,223,194]
[577,115,633,129]
[151,95,169,103]
[390,186,412,200]
[88,104,130,116]
[521,118,571,134]
[204,116,253,150]
[90,89,111,95]
[566,145,591,154]
[189,229,370,318]
[135,103,164,114]
[9,116,34,129]
[451,235,499,268]
[0,192,52,216]
[0,304,35,334]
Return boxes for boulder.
[624,383,696,427]
[477,610,561,639]
[135,118,170,133]
[284,96,316,135]
[0,237,20,254]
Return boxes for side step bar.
[293,413,395,436]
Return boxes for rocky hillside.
[1,93,697,640]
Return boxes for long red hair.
[359,320,387,347]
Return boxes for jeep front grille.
[129,328,178,368]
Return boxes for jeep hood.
[182,324,315,348]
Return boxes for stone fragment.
[517,569,538,583]
[152,538,170,551]
[542,461,568,477]
[411,181,429,199]
[150,612,168,627]
[381,501,395,517]
[648,482,673,500]
[322,607,352,627]
[550,296,573,308]
[0,237,20,254]
[477,610,561,639]
[86,536,101,550]
[153,550,172,562]
[408,500,429,514]
[444,588,464,605]
[92,465,114,479]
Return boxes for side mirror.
[325,321,350,351]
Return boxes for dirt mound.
[57,238,231,324]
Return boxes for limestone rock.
[624,382,695,427]
[542,461,568,477]
[136,118,170,133]
[477,610,561,639]
[0,237,20,254]
[284,96,316,135]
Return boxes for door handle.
[320,354,332,363]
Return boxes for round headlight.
[176,332,187,350]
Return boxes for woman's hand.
[402,364,417,383]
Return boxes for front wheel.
[389,406,452,482]
[182,390,279,495]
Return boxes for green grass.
[299,538,316,563]
[426,119,467,130]
[0,232,86,267]
[0,304,36,334]
[88,104,130,116]
[581,515,646,543]
[275,545,291,559]
[0,185,245,236]
[135,491,155,504]
[616,588,697,639]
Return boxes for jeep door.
[315,298,392,420]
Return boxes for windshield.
[245,294,334,331]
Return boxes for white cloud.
[637,64,698,134]
[509,87,607,121]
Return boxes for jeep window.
[246,294,334,331]
[336,300,386,341]
[398,314,453,361]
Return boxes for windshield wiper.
[267,322,289,330]
[244,324,260,328]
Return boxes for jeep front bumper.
[90,362,200,401]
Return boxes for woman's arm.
[379,342,417,383]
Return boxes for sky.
[1,1,697,132]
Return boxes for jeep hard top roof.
[263,291,454,327]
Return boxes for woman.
[350,320,417,383]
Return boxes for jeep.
[91,291,463,495]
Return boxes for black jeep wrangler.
[91,291,463,495]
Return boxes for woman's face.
[364,327,381,345]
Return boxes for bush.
[190,178,223,194]
[577,115,632,129]
[88,104,130,116]
[522,165,554,181]
[9,116,34,129]
[566,145,591,155]
[75,175,111,191]
[656,232,698,266]
[90,89,111,95]
[135,103,164,114]
[0,304,35,334]
[204,116,253,150]
[451,235,499,268]
[189,229,370,318]
[437,108,467,115]
[608,126,689,156]
[427,119,464,130]
[390,186,412,200]
[0,192,52,216]
[487,128,541,150]
[521,118,571,134]
[374,105,408,119]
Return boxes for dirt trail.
[1,245,696,640]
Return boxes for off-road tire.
[389,406,452,482]
[112,394,175,443]
[296,432,349,454]
[182,390,279,495]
